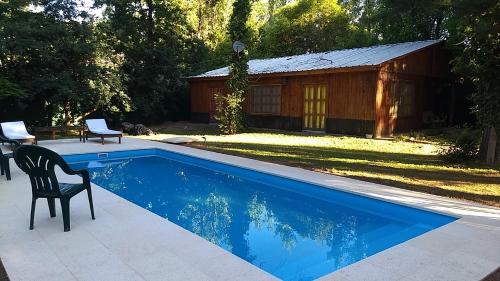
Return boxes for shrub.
[214,91,246,135]
[439,129,479,163]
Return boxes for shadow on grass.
[154,125,220,136]
[189,142,500,207]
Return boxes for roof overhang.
[187,65,381,82]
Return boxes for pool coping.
[2,137,499,281]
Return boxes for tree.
[199,0,269,71]
[1,0,496,135]
[339,0,377,36]
[447,0,499,130]
[178,0,234,73]
[98,0,195,123]
[0,76,25,100]
[190,0,232,50]
[215,0,253,134]
[0,0,130,125]
[370,0,449,43]
[255,0,371,58]
[268,0,288,20]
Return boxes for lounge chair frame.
[84,119,122,145]
[0,121,36,144]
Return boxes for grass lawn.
[136,123,500,207]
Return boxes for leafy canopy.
[447,0,500,128]
[0,0,497,132]
[0,0,130,125]
[95,0,196,123]
[371,0,449,43]
[255,0,371,57]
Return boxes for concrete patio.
[0,137,499,281]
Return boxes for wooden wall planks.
[189,44,449,136]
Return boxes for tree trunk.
[479,126,497,164]
[63,100,72,126]
[197,0,204,39]
[74,108,97,124]
[46,103,54,127]
[145,0,154,47]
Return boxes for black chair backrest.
[14,145,68,196]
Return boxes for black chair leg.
[60,198,71,232]
[5,162,10,180]
[87,187,95,220]
[47,198,56,217]
[30,198,37,230]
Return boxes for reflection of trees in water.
[88,157,369,267]
[90,160,141,192]
[283,207,368,267]
[298,217,335,243]
[90,159,161,212]
[248,193,298,250]
[247,193,268,230]
[177,192,232,248]
[247,192,368,264]
[174,169,255,262]
[325,215,368,267]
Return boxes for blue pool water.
[66,149,455,281]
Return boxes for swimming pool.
[66,149,456,281]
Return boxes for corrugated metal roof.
[191,39,441,78]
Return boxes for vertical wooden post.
[374,73,386,138]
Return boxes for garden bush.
[439,129,479,163]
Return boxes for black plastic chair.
[14,145,95,232]
[0,136,20,180]
[0,146,13,180]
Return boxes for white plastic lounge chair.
[0,121,36,144]
[85,119,122,145]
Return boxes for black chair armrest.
[58,160,91,187]
[79,169,91,187]
[63,167,85,176]
[63,167,91,187]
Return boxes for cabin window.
[250,85,281,114]
[390,82,415,117]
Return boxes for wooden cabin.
[188,40,449,137]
